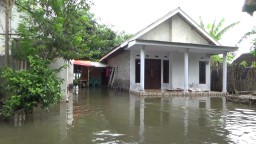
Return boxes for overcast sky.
[91,0,256,57]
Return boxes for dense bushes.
[0,56,63,117]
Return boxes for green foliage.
[211,55,222,64]
[251,61,256,68]
[114,31,133,45]
[14,0,130,61]
[199,17,239,64]
[0,56,63,117]
[210,52,235,65]
[239,61,248,68]
[239,27,256,58]
[199,17,240,41]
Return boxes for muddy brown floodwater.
[0,88,256,144]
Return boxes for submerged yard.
[0,88,256,144]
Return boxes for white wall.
[171,52,210,90]
[49,58,73,101]
[130,50,211,91]
[171,15,209,44]
[139,19,172,41]
[138,14,209,45]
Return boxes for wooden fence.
[211,65,256,93]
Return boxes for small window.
[135,59,140,83]
[199,61,206,84]
[163,60,169,83]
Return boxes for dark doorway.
[199,61,206,84]
[135,59,140,83]
[101,68,109,86]
[145,59,161,89]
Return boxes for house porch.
[128,40,234,93]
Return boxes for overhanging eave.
[125,39,237,54]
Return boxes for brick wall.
[107,51,130,91]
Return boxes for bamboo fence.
[211,64,256,93]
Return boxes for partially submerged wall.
[107,51,130,91]
[49,58,73,101]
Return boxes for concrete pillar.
[169,52,172,89]
[222,52,227,93]
[140,46,145,91]
[184,49,189,92]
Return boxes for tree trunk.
[4,0,10,66]
[4,0,15,67]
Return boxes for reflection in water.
[0,88,256,144]
[139,98,145,143]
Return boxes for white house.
[100,7,237,93]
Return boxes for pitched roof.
[232,53,256,65]
[100,7,222,62]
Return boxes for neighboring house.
[100,7,237,93]
[232,53,256,66]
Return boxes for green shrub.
[0,56,63,117]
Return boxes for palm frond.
[238,27,256,44]
[213,18,225,38]
[199,16,205,30]
[215,21,240,41]
[209,18,216,37]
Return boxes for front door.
[145,59,161,89]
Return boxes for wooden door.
[145,59,161,89]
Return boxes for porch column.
[222,52,227,93]
[184,49,189,92]
[169,52,172,89]
[140,46,145,91]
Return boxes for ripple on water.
[92,130,126,144]
[225,108,256,143]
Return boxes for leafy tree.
[199,17,239,64]
[0,56,63,117]
[91,29,133,59]
[14,0,122,61]
[1,0,132,118]
[0,0,132,118]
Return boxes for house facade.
[100,8,237,92]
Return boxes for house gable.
[138,14,209,45]
[171,15,209,45]
[139,19,172,42]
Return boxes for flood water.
[1,88,256,144]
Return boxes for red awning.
[73,60,94,67]
[73,60,108,67]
